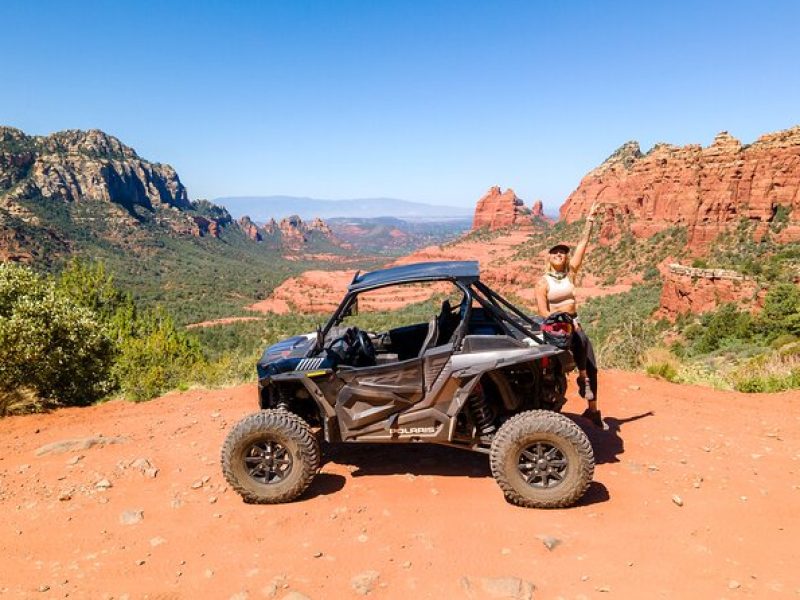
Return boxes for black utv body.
[221,261,594,508]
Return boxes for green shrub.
[770,334,798,349]
[0,264,115,408]
[687,303,753,355]
[731,342,800,393]
[755,282,800,340]
[112,307,204,401]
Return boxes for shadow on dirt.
[577,481,610,506]
[569,410,655,465]
[302,473,347,500]
[325,443,491,479]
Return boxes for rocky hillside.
[0,127,349,262]
[560,126,800,248]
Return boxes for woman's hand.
[587,201,600,221]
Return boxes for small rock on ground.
[351,571,380,596]
[280,593,311,600]
[538,535,561,551]
[119,509,144,525]
[460,576,535,600]
[35,436,127,456]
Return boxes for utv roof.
[349,261,480,292]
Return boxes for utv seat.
[437,299,460,346]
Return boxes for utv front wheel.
[221,410,320,504]
[490,410,594,508]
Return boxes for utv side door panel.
[422,345,453,392]
[335,358,424,437]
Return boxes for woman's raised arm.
[570,202,599,273]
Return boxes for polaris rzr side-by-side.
[221,261,594,508]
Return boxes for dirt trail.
[1,372,799,599]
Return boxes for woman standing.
[534,203,604,428]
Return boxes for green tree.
[756,283,800,339]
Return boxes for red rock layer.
[472,186,525,230]
[560,126,800,247]
[657,265,765,320]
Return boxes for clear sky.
[2,0,798,213]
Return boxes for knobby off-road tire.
[490,410,594,508]
[221,410,320,504]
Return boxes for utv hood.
[257,333,316,378]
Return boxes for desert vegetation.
[1,260,225,415]
[582,282,800,393]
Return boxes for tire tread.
[489,410,594,508]
[221,410,320,504]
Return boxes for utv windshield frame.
[321,261,545,348]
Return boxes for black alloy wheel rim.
[244,439,293,484]
[516,441,568,488]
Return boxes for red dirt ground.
[1,372,799,599]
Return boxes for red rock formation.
[531,200,545,219]
[263,218,278,235]
[191,216,221,238]
[472,186,525,230]
[560,126,800,248]
[279,215,308,245]
[238,216,262,241]
[308,217,332,235]
[657,264,766,320]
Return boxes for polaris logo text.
[389,427,435,435]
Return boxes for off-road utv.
[221,261,594,508]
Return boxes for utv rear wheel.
[490,410,594,508]
[221,410,320,504]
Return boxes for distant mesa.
[560,125,800,248]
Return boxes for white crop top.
[545,273,575,311]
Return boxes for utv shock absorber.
[468,382,496,439]
[275,386,291,411]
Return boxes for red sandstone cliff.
[472,186,526,230]
[560,127,800,247]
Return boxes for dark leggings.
[571,328,598,400]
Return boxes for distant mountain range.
[214,196,473,221]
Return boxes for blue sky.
[2,1,798,213]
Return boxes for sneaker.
[582,408,604,428]
[577,377,595,402]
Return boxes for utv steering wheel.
[352,328,377,366]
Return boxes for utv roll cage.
[321,260,546,346]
